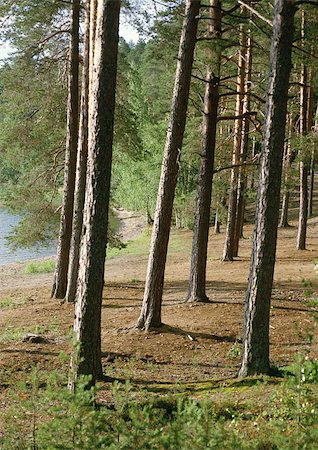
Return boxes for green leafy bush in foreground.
[2,356,318,449]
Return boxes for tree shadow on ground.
[1,348,60,356]
[151,324,239,343]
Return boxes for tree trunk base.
[51,282,66,300]
[185,294,211,303]
[279,222,291,228]
[237,363,271,378]
[136,317,164,332]
[238,364,282,378]
[222,255,234,262]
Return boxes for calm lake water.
[0,209,56,265]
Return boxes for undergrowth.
[2,355,318,449]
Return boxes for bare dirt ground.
[0,214,317,397]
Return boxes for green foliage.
[0,55,65,247]
[1,0,318,250]
[4,355,318,449]
[227,341,241,359]
[23,258,55,274]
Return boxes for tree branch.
[295,0,318,6]
[237,0,273,26]
[213,155,260,175]
[217,111,257,122]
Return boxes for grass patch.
[107,228,190,260]
[23,259,55,274]
[0,324,60,343]
[0,295,28,310]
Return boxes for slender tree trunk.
[65,0,91,303]
[69,0,121,388]
[296,13,308,251]
[214,209,221,234]
[279,113,293,227]
[187,0,221,303]
[234,34,253,255]
[307,71,314,218]
[310,104,318,217]
[239,0,295,377]
[136,0,200,330]
[297,161,308,249]
[223,26,246,261]
[308,147,315,218]
[51,0,80,299]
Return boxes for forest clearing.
[0,213,318,447]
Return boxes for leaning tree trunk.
[239,0,295,377]
[223,26,246,261]
[136,0,200,330]
[65,0,94,303]
[51,0,80,299]
[69,0,121,389]
[296,14,308,251]
[279,113,293,227]
[187,0,221,303]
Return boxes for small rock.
[22,333,49,344]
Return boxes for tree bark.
[214,209,221,234]
[51,0,80,299]
[233,34,253,255]
[69,0,121,388]
[223,26,246,261]
[187,0,221,303]
[239,0,295,377]
[307,70,314,218]
[308,148,315,218]
[136,0,200,330]
[296,13,308,251]
[65,0,91,303]
[279,113,293,227]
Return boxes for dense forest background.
[0,0,315,250]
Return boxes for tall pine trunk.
[69,0,120,388]
[308,147,315,217]
[223,26,246,261]
[239,0,295,377]
[233,34,253,255]
[296,13,308,251]
[65,0,91,303]
[307,69,314,218]
[279,113,293,227]
[136,0,200,330]
[187,0,221,303]
[52,0,80,299]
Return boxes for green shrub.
[3,356,318,449]
[23,259,55,274]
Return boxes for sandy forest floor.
[0,212,317,405]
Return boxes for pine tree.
[137,0,200,330]
[70,0,121,387]
[187,0,221,303]
[239,0,296,377]
[51,0,80,299]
